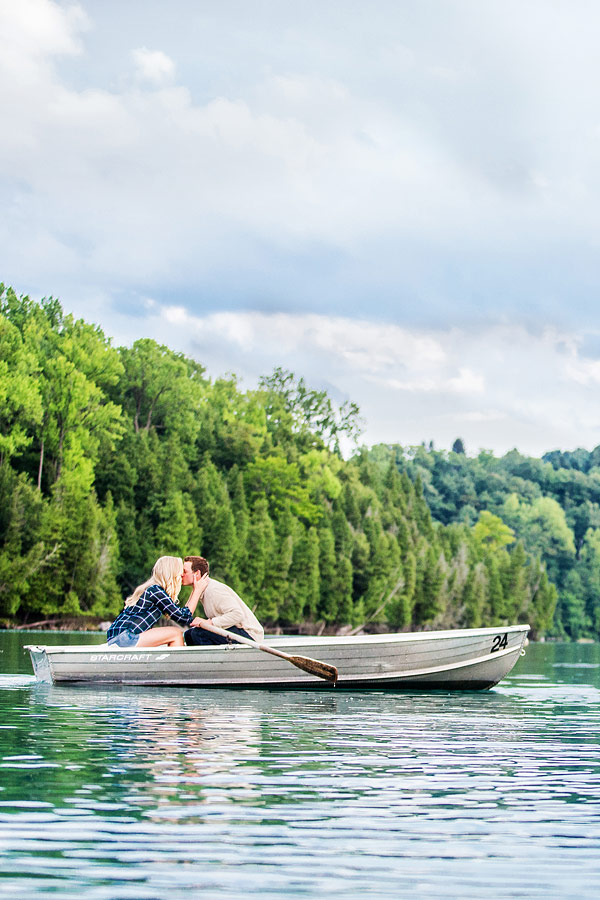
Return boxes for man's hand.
[191,616,210,628]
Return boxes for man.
[181,556,264,645]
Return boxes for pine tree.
[268,503,296,621]
[342,479,362,528]
[155,490,201,559]
[485,556,507,623]
[413,544,446,625]
[298,526,321,622]
[317,524,338,622]
[207,502,239,588]
[461,563,487,628]
[246,498,277,620]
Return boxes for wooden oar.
[197,620,338,684]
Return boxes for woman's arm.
[147,584,193,626]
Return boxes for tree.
[117,338,206,446]
[37,351,123,485]
[245,455,320,523]
[317,524,338,622]
[472,511,515,556]
[557,570,589,640]
[0,464,52,617]
[155,491,201,559]
[413,545,446,625]
[461,563,487,628]
[1,291,124,489]
[485,557,506,622]
[501,541,530,622]
[26,465,122,618]
[505,496,575,587]
[208,503,240,587]
[257,367,363,451]
[291,526,320,622]
[0,314,42,463]
[246,499,277,620]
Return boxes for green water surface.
[0,633,598,899]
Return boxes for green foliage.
[0,285,562,636]
[257,367,363,452]
[472,511,515,556]
[0,313,42,461]
[370,441,594,638]
[245,455,321,522]
[117,338,206,443]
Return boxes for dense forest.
[0,285,566,638]
[369,442,600,639]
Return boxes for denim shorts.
[107,630,140,648]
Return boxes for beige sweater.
[201,578,264,642]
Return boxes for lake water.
[0,633,598,899]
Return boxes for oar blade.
[289,654,338,684]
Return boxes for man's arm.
[192,581,246,631]
[208,605,245,630]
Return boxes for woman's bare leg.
[136,627,185,648]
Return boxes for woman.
[106,556,208,648]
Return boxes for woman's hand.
[193,572,209,595]
[186,573,209,614]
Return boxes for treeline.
[369,442,600,639]
[1,286,556,635]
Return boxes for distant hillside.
[368,442,600,640]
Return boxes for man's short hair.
[184,556,209,576]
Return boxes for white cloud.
[3,0,600,306]
[0,0,87,62]
[447,368,485,395]
[564,357,600,386]
[88,302,600,456]
[132,47,176,86]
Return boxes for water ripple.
[0,640,599,897]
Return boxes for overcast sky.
[2,0,600,456]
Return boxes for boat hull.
[26,625,529,690]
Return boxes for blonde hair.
[125,556,184,607]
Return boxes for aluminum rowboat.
[26,624,529,690]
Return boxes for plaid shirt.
[107,584,192,641]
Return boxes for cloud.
[132,47,176,86]
[2,0,600,331]
[90,301,600,456]
[565,357,600,386]
[0,0,87,64]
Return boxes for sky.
[1,0,600,457]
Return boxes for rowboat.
[25,624,529,690]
